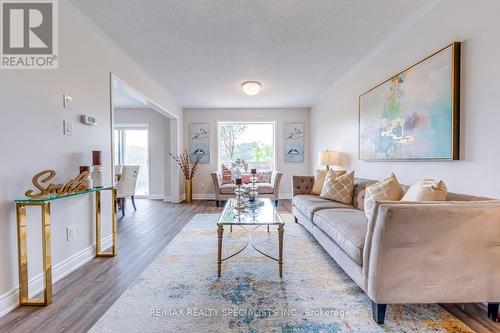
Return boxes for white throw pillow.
[320,170,355,204]
[364,173,404,218]
[401,179,448,201]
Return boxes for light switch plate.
[66,225,77,242]
[63,94,72,110]
[63,120,73,136]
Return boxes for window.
[114,125,149,196]
[218,121,275,171]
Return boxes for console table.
[14,186,117,306]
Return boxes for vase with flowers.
[170,150,204,203]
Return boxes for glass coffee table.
[217,198,285,278]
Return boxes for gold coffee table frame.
[217,198,284,278]
[15,187,117,306]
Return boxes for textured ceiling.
[70,0,433,108]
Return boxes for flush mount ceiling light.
[241,81,261,96]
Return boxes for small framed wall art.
[189,123,210,163]
[284,122,304,163]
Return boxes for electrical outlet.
[63,94,72,110]
[200,182,206,190]
[66,225,77,242]
[63,120,73,136]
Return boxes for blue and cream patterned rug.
[90,214,471,332]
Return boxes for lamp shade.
[318,150,338,167]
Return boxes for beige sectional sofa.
[292,176,500,324]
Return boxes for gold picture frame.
[358,42,460,161]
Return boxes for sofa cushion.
[313,208,368,264]
[220,183,236,194]
[256,183,274,194]
[293,195,353,220]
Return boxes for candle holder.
[92,165,103,188]
[248,173,259,202]
[91,150,103,188]
[233,178,246,210]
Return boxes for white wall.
[310,0,500,197]
[0,2,181,316]
[115,108,170,199]
[184,108,310,199]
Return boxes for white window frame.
[216,121,276,171]
[114,123,151,197]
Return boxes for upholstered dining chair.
[114,165,123,183]
[116,165,140,217]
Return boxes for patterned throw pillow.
[401,179,448,201]
[311,169,346,195]
[257,171,272,183]
[241,174,251,184]
[221,165,232,184]
[364,173,404,219]
[320,170,355,204]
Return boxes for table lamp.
[318,150,338,170]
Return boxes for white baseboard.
[163,195,184,204]
[0,235,113,318]
[148,193,165,200]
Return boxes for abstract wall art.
[189,123,210,163]
[284,122,304,163]
[359,42,460,160]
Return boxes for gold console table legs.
[16,202,52,305]
[95,189,117,257]
[15,188,117,306]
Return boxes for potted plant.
[170,150,204,203]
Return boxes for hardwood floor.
[0,199,496,332]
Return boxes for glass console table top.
[15,186,114,203]
[217,198,284,226]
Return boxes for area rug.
[90,213,471,332]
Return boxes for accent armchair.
[211,171,283,207]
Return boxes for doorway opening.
[110,74,181,211]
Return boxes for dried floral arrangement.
[231,159,248,171]
[170,150,204,180]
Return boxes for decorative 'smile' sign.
[25,170,90,199]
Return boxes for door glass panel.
[115,127,149,196]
